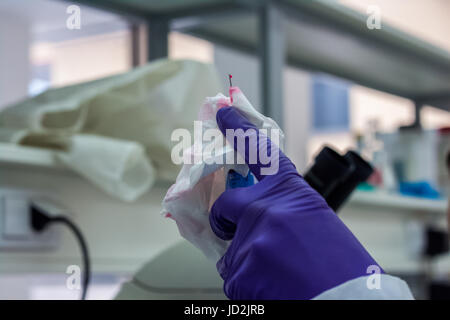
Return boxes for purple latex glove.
[210,106,383,300]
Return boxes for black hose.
[50,216,90,300]
[30,206,91,300]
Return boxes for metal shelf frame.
[68,0,450,128]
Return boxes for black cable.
[51,217,90,300]
[31,205,91,300]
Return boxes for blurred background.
[0,0,449,300]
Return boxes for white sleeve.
[313,274,415,300]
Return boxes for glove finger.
[216,106,296,181]
[209,189,239,240]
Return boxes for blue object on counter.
[226,170,255,189]
[399,181,441,199]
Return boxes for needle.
[228,74,233,87]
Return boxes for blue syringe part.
[226,170,255,189]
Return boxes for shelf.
[185,0,450,110]
[71,0,450,111]
[0,143,62,169]
[348,190,447,214]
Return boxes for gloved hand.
[209,106,383,300]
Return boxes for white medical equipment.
[0,59,222,201]
[115,241,226,300]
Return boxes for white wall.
[49,31,131,87]
[0,14,30,109]
[339,0,450,51]
[283,67,311,172]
